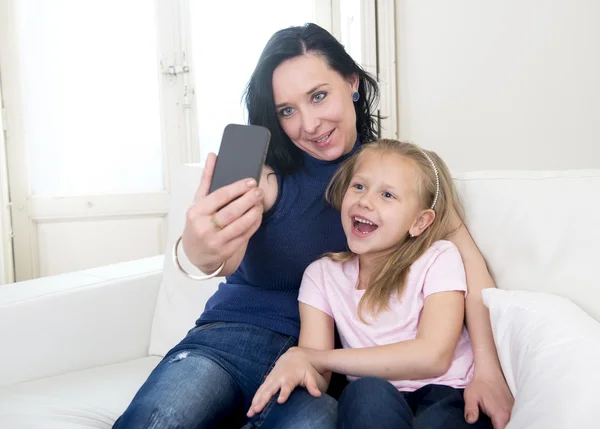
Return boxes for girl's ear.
[409,209,435,237]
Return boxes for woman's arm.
[310,291,465,380]
[448,224,501,374]
[448,223,514,428]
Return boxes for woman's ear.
[409,209,435,237]
[348,73,359,93]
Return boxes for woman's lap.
[113,350,244,428]
[244,388,337,429]
[113,322,312,429]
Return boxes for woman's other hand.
[463,369,513,429]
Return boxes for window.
[17,0,163,197]
[1,0,390,281]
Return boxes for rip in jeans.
[168,351,190,363]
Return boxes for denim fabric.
[113,322,336,429]
[337,377,492,429]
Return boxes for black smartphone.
[208,124,271,194]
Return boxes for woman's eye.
[279,107,294,117]
[313,92,327,102]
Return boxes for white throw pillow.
[482,288,600,429]
[149,164,224,357]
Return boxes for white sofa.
[1,165,600,429]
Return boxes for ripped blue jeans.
[113,322,337,429]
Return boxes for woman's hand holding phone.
[182,153,265,275]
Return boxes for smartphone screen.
[208,124,271,194]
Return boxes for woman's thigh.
[113,351,244,429]
[408,384,492,429]
[113,322,296,429]
[336,377,412,429]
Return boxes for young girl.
[247,139,492,429]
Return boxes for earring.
[352,91,360,102]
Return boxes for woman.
[114,23,512,429]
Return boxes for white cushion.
[0,357,161,429]
[149,164,223,357]
[482,288,600,429]
[454,169,600,322]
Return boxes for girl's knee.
[337,379,412,429]
[339,377,409,415]
[342,377,397,398]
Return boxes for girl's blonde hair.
[325,139,464,322]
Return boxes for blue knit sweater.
[198,142,359,337]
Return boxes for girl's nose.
[358,193,374,210]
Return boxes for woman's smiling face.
[272,53,359,161]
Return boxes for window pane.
[18,0,163,197]
[190,1,315,163]
[340,0,363,65]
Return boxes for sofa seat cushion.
[0,356,160,429]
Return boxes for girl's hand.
[463,369,513,429]
[247,347,323,418]
[182,153,264,274]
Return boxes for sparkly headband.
[421,150,440,210]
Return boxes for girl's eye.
[382,192,394,199]
[352,183,364,191]
[313,92,327,102]
[279,107,295,117]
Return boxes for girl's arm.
[297,302,336,392]
[310,291,465,380]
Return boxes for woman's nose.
[301,110,321,135]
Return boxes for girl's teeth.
[354,217,373,225]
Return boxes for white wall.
[396,0,600,174]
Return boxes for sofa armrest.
[0,255,164,387]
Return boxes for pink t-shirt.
[298,240,474,392]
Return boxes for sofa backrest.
[454,170,600,322]
[149,165,600,357]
